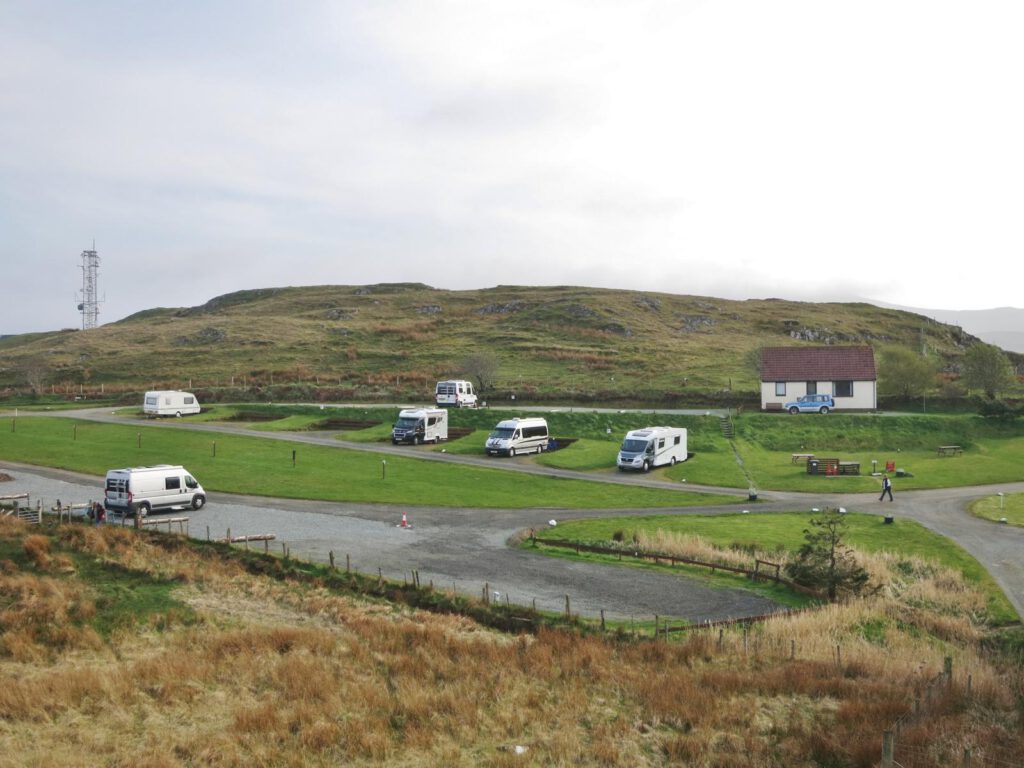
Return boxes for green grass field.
[531,511,1018,624]
[970,492,1024,526]
[186,405,1024,492]
[0,416,736,509]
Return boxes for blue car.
[784,394,834,414]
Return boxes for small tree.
[461,352,499,395]
[879,346,937,400]
[785,509,869,601]
[961,343,1013,399]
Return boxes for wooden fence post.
[881,730,894,768]
[329,551,335,570]
[565,595,571,618]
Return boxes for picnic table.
[937,445,963,457]
[791,453,815,464]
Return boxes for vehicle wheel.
[669,456,677,467]
[192,495,206,510]
[820,406,830,414]
[414,434,422,446]
[788,406,800,415]
[642,460,650,473]
[509,448,516,458]
[175,411,182,418]
[136,501,151,518]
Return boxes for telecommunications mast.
[78,246,101,329]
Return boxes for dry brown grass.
[0,517,1020,767]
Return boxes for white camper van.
[392,407,448,445]
[485,417,549,457]
[435,380,477,408]
[104,465,206,517]
[617,427,688,472]
[143,390,201,417]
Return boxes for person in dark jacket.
[879,474,893,501]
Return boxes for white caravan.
[143,390,201,417]
[391,407,449,445]
[485,417,549,457]
[435,380,477,408]
[104,465,207,517]
[617,427,688,472]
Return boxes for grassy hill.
[0,284,998,405]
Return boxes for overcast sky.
[3,1,1023,335]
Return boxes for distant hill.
[871,302,1024,353]
[0,284,1001,404]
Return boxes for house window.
[834,380,853,398]
[775,382,786,396]
[806,382,817,395]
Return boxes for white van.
[485,417,549,457]
[143,390,201,417]
[435,380,477,408]
[617,427,688,472]
[104,465,207,517]
[392,407,448,445]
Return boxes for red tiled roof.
[761,346,876,381]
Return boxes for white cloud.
[2,1,1023,334]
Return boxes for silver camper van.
[104,465,206,517]
[485,417,549,457]
[392,407,449,445]
[616,427,688,472]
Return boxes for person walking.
[879,474,893,502]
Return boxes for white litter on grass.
[548,519,557,527]
[811,508,820,512]
[742,510,750,514]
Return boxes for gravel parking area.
[1,461,783,622]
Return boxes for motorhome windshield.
[395,416,420,429]
[490,427,516,439]
[621,438,650,453]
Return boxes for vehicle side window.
[185,476,198,489]
[165,477,181,491]
[674,436,681,445]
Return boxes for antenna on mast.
[77,245,102,329]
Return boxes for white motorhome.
[391,407,448,445]
[104,465,206,517]
[485,417,549,457]
[617,427,688,472]
[143,390,201,417]
[435,380,477,408]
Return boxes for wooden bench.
[791,453,815,464]
[937,445,963,457]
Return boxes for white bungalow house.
[760,346,877,411]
